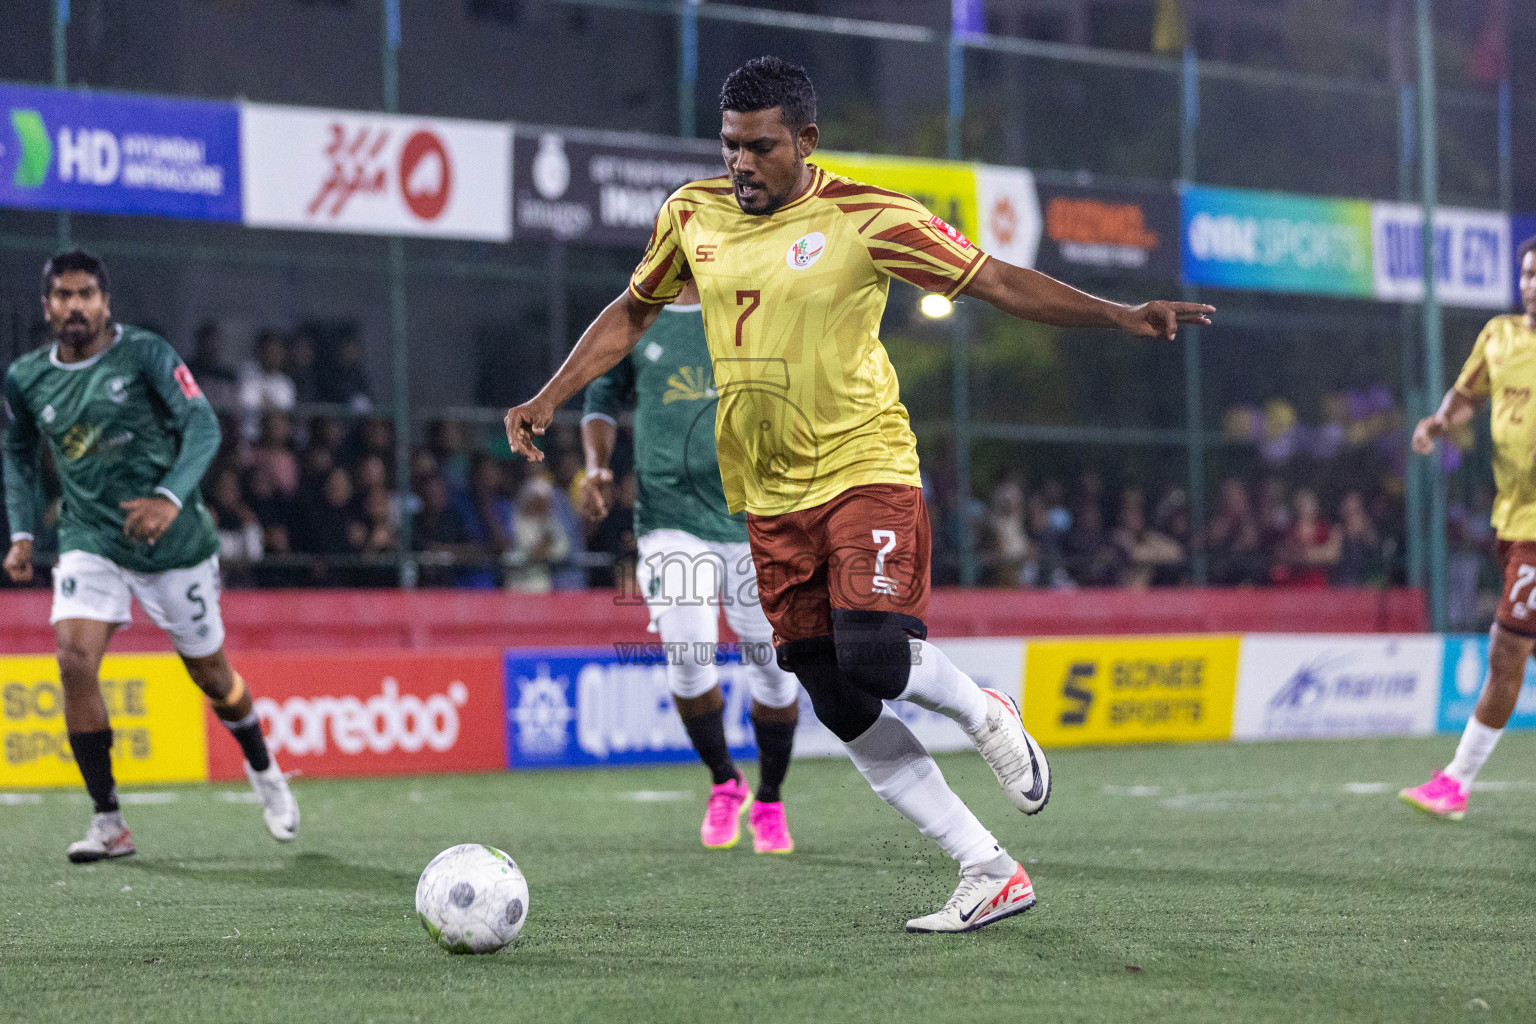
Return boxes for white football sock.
[843,708,1004,870]
[1445,717,1504,787]
[897,640,989,734]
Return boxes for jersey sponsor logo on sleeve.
[786,232,827,269]
[173,364,202,399]
[929,215,973,250]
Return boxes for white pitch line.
[1341,782,1391,794]
[617,790,693,802]
[120,792,179,805]
[0,793,43,805]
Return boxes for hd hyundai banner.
[239,103,511,240]
[0,83,241,222]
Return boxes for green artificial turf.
[3,735,1535,1024]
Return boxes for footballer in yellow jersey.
[507,56,1212,933]
[1402,238,1536,822]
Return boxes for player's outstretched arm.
[505,290,662,463]
[961,258,1214,340]
[1412,388,1479,455]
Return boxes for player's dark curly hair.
[719,57,817,133]
[1519,234,1536,266]
[41,249,110,297]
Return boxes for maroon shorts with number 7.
[746,483,931,644]
[1496,539,1536,636]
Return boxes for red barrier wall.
[0,586,1427,652]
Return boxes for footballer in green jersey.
[2,251,298,861]
[581,279,800,854]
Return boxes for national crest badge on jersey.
[786,232,827,270]
[928,215,973,250]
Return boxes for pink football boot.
[1399,770,1468,821]
[701,775,753,849]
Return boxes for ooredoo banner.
[240,103,511,240]
[208,652,505,780]
[0,83,240,222]
[1021,636,1240,748]
[0,654,208,788]
[1232,635,1443,740]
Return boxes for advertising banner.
[240,103,511,240]
[0,83,240,222]
[817,153,1041,270]
[1035,181,1179,281]
[208,652,506,780]
[1511,212,1536,308]
[1233,635,1443,740]
[504,637,1024,769]
[1439,635,1536,733]
[1181,185,1374,298]
[513,131,723,245]
[1020,636,1240,748]
[1,654,207,789]
[1371,203,1510,309]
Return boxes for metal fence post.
[953,301,976,586]
[1180,46,1207,584]
[1416,0,1446,632]
[679,0,698,138]
[384,0,416,587]
[53,0,70,251]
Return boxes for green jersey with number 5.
[3,324,222,573]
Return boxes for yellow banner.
[0,654,208,788]
[1022,636,1240,747]
[816,151,979,239]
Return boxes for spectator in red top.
[1273,488,1340,587]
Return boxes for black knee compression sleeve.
[776,635,881,742]
[831,609,927,701]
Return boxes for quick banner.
[1371,203,1510,309]
[504,637,1024,769]
[240,103,511,240]
[0,654,208,789]
[0,83,240,222]
[207,652,506,780]
[1021,636,1240,748]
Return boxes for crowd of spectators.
[970,470,1404,591]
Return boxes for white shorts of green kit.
[50,550,226,658]
[635,528,798,708]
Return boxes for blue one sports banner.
[1439,635,1536,734]
[0,84,240,222]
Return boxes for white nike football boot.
[906,860,1036,934]
[245,759,300,841]
[67,811,136,863]
[970,688,1052,814]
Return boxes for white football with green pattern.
[415,843,529,954]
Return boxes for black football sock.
[223,712,271,772]
[681,708,737,786]
[751,717,795,804]
[68,730,119,814]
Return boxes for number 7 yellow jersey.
[628,164,989,518]
[1455,314,1536,540]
